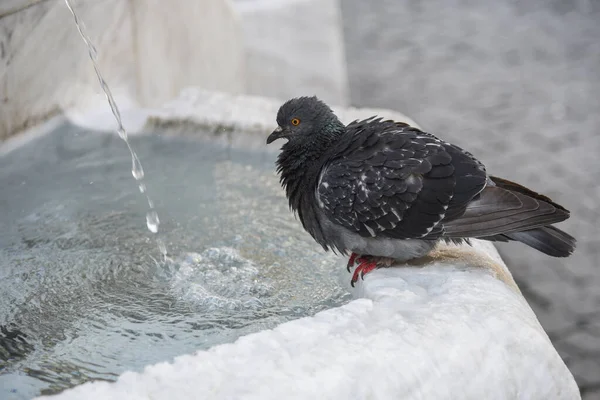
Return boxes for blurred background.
[340,0,600,397]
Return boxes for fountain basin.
[0,88,580,399]
[0,113,352,398]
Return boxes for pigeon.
[266,96,575,286]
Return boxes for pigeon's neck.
[277,124,345,213]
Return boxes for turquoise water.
[0,123,349,399]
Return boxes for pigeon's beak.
[266,126,285,144]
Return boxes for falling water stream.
[64,0,167,260]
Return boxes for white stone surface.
[0,0,135,140]
[232,0,350,106]
[131,0,244,107]
[0,0,245,141]
[0,0,46,18]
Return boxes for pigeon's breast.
[315,208,436,260]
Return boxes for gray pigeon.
[267,96,575,286]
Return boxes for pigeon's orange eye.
[291,118,301,126]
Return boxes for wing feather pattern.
[317,119,570,248]
[317,119,486,240]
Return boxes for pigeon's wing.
[442,175,571,237]
[317,120,487,240]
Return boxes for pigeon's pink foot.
[346,252,359,272]
[350,256,395,287]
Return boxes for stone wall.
[0,0,350,141]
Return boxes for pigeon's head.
[267,96,343,145]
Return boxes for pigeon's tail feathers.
[443,176,572,244]
[481,226,575,257]
[443,187,570,237]
[503,226,576,257]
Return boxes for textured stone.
[0,0,245,140]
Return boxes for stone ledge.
[144,87,420,150]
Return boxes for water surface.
[0,123,349,398]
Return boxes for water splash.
[146,211,160,233]
[64,0,167,260]
[171,248,274,311]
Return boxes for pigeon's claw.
[350,257,378,287]
[346,252,359,272]
[349,256,396,287]
[360,262,379,280]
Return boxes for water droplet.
[117,127,127,140]
[132,155,144,180]
[139,183,146,193]
[158,239,167,257]
[146,210,160,233]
